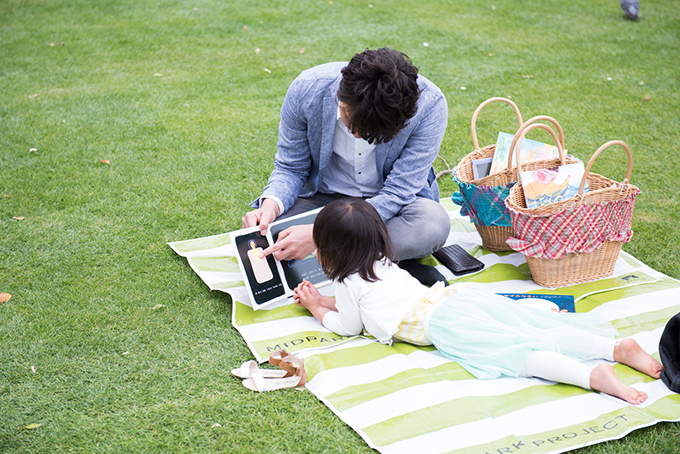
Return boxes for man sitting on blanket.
[242,48,450,286]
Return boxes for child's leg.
[558,333,662,379]
[520,350,648,405]
[520,351,594,389]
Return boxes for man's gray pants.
[278,193,450,261]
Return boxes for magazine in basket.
[489,131,561,176]
[519,162,589,209]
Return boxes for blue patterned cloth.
[451,168,516,227]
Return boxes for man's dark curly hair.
[337,48,420,145]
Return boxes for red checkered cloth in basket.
[506,192,640,259]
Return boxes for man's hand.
[241,198,280,236]
[261,224,315,261]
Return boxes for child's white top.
[322,260,427,344]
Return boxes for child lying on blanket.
[293,197,663,405]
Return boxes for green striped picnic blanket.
[168,199,680,454]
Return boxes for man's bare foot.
[590,363,648,405]
[613,338,664,379]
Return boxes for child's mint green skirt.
[426,288,615,380]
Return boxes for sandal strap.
[282,356,307,386]
[250,370,268,392]
[269,350,295,377]
[238,360,257,378]
[268,349,291,367]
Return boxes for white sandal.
[231,360,289,380]
[242,356,307,392]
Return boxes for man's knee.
[424,201,450,244]
[387,198,450,259]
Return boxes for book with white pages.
[229,208,330,309]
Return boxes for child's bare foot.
[590,363,648,405]
[613,338,664,379]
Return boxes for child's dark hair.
[337,48,420,145]
[313,198,395,283]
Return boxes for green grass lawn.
[2,0,679,452]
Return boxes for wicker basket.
[453,98,523,250]
[453,106,576,251]
[505,140,640,288]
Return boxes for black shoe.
[397,259,449,287]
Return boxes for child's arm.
[294,280,363,336]
[297,280,337,310]
[294,282,335,325]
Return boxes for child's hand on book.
[294,280,321,310]
[302,280,323,299]
[294,280,337,324]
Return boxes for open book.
[229,208,330,310]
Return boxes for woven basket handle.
[508,115,566,170]
[512,123,566,172]
[471,97,523,150]
[579,140,634,195]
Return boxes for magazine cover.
[519,162,589,209]
[497,293,576,312]
[489,131,561,176]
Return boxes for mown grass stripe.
[326,361,473,412]
[189,255,240,273]
[168,233,231,254]
[445,394,680,454]
[609,304,680,338]
[363,383,587,447]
